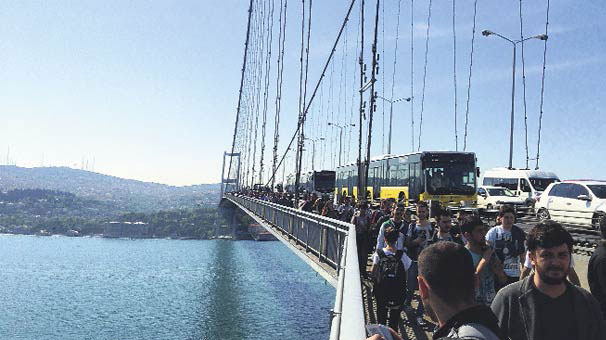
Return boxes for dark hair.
[418,242,475,304]
[600,215,606,240]
[498,204,516,217]
[356,201,368,210]
[417,201,429,210]
[435,207,451,218]
[394,202,406,211]
[527,220,573,253]
[384,226,399,244]
[460,216,484,235]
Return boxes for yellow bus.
[335,151,478,207]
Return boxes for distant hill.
[0,166,220,212]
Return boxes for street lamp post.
[482,30,548,169]
[304,137,325,171]
[328,122,355,166]
[376,95,412,154]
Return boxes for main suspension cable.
[519,0,530,169]
[535,0,550,170]
[452,0,459,151]
[227,0,255,190]
[265,0,358,187]
[463,0,478,151]
[417,0,432,151]
[259,0,276,183]
[271,0,288,189]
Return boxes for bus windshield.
[425,163,476,195]
[529,177,559,192]
[314,172,335,193]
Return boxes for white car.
[476,186,529,210]
[535,180,606,229]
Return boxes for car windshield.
[529,177,559,192]
[588,185,606,199]
[425,163,476,195]
[487,188,515,197]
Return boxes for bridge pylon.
[220,151,241,198]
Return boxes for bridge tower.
[220,152,241,198]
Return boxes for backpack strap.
[377,248,386,259]
[395,249,404,260]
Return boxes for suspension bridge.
[219,1,554,339]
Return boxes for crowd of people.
[235,190,606,339]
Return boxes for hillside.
[0,166,220,212]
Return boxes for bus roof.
[483,168,559,179]
[335,151,476,169]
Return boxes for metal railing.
[224,194,366,340]
[228,194,351,270]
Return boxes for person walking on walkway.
[485,205,525,287]
[404,201,433,325]
[371,226,412,332]
[352,201,371,278]
[491,221,606,340]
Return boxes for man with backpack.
[371,226,412,332]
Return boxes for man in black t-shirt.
[491,221,605,340]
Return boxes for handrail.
[224,194,366,340]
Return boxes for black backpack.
[374,249,406,303]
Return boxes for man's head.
[416,201,429,222]
[435,208,452,233]
[381,199,394,213]
[384,226,399,246]
[461,217,488,247]
[357,201,368,212]
[418,242,475,322]
[527,221,573,285]
[391,203,406,222]
[498,204,516,228]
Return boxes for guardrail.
[228,194,351,270]
[224,194,366,340]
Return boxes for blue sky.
[0,0,604,186]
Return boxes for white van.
[481,168,560,202]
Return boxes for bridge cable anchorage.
[258,0,276,184]
[452,0,459,151]
[265,0,358,187]
[409,0,415,152]
[463,0,478,151]
[519,0,530,169]
[227,0,255,191]
[362,0,382,201]
[271,0,288,189]
[535,0,550,170]
[417,0,432,151]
